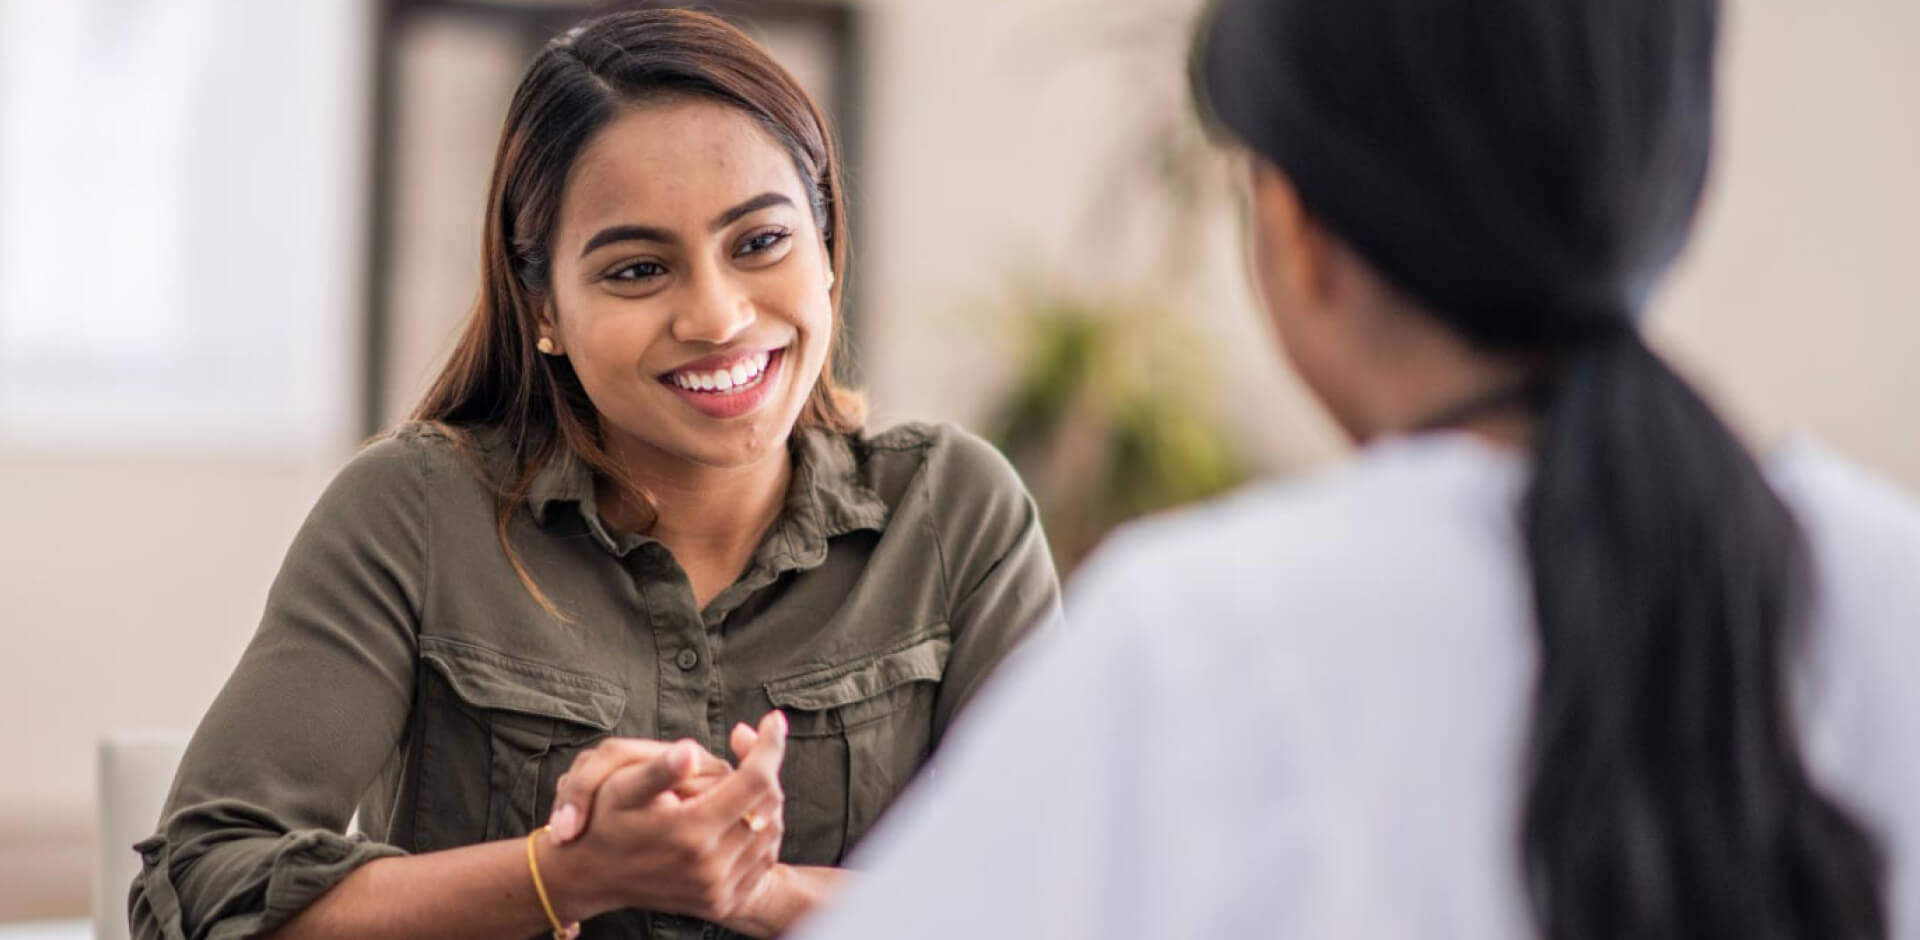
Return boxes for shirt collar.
[525,445,592,526]
[523,427,891,563]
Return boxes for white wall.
[0,0,1914,922]
[0,0,373,920]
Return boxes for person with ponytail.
[791,0,1920,937]
[132,11,1059,939]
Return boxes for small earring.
[536,336,557,355]
[825,268,836,291]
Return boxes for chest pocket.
[418,636,626,848]
[764,631,951,865]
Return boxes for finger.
[725,831,782,907]
[692,711,787,824]
[707,790,784,864]
[550,741,623,842]
[600,742,699,813]
[729,722,758,762]
[551,739,727,842]
[723,785,785,845]
[718,802,785,902]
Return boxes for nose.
[670,267,754,346]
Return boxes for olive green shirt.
[130,421,1061,940]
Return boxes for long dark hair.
[413,9,862,610]
[1193,1,1885,937]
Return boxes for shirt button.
[675,648,699,670]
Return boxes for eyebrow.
[578,191,796,258]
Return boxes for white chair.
[95,733,189,940]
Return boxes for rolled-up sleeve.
[130,434,432,939]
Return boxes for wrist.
[532,830,604,926]
[718,863,799,939]
[723,864,842,938]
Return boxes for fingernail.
[771,710,788,736]
[550,803,579,842]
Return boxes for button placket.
[636,553,717,750]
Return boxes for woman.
[131,11,1059,940]
[794,0,1920,938]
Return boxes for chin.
[674,417,799,469]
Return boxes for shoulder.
[1071,434,1532,649]
[330,422,470,490]
[308,421,492,526]
[1079,434,1525,597]
[1769,439,1920,571]
[1767,441,1920,670]
[855,421,1033,519]
[1765,445,1920,856]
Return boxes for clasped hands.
[533,710,807,937]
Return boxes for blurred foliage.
[986,289,1249,575]
[982,0,1250,576]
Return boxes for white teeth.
[670,351,776,393]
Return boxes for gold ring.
[742,812,768,833]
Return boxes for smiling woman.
[543,100,834,488]
[128,11,1062,940]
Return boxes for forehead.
[560,96,805,235]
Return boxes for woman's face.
[544,96,833,472]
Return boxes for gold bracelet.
[526,825,581,940]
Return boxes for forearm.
[265,837,575,940]
[722,865,847,938]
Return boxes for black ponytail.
[1193,0,1886,936]
[1523,330,1883,938]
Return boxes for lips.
[658,347,787,420]
[662,349,774,394]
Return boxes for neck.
[1332,306,1538,450]
[596,435,793,563]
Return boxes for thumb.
[730,721,759,762]
[600,741,697,810]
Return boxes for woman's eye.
[608,261,666,282]
[737,229,790,256]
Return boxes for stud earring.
[826,268,836,291]
[536,336,557,355]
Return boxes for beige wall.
[0,0,375,921]
[1656,0,1920,484]
[2,0,1915,922]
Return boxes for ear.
[536,300,565,356]
[1247,158,1334,310]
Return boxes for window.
[0,0,365,454]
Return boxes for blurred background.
[1,0,1915,926]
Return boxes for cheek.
[756,276,833,361]
[558,295,666,386]
[1245,220,1293,333]
[792,297,835,381]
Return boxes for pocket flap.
[420,635,625,731]
[765,633,951,711]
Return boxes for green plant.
[987,289,1247,575]
[982,0,1252,576]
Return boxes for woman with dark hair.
[794,0,1920,937]
[131,10,1058,939]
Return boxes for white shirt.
[793,433,1920,939]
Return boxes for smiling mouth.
[661,349,778,394]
